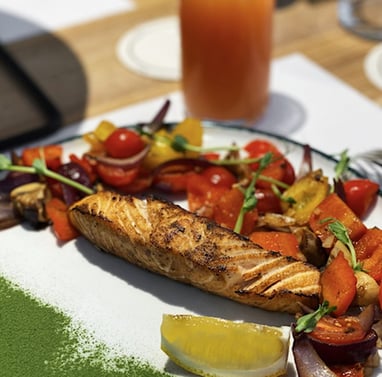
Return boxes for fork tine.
[355,149,382,164]
[350,159,382,186]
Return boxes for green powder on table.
[0,276,171,377]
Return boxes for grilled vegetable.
[281,169,329,225]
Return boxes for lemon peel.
[160,314,290,377]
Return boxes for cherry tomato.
[308,315,367,345]
[96,163,139,187]
[201,166,237,189]
[118,173,153,194]
[244,139,295,188]
[244,139,281,157]
[213,187,258,236]
[154,171,195,193]
[201,152,220,161]
[69,154,97,183]
[255,188,282,214]
[343,179,379,218]
[104,129,145,159]
[187,174,228,214]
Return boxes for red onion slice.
[152,158,214,176]
[86,144,150,169]
[293,333,337,377]
[297,144,313,179]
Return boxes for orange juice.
[180,0,274,124]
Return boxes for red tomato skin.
[343,179,379,218]
[187,174,228,214]
[104,129,145,159]
[201,166,237,189]
[154,171,195,193]
[255,189,282,214]
[96,164,139,187]
[309,315,367,345]
[244,139,281,157]
[244,139,295,188]
[280,158,296,186]
[213,188,258,236]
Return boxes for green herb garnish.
[295,301,336,333]
[271,184,296,204]
[149,133,240,154]
[233,152,273,233]
[0,155,94,195]
[334,149,351,180]
[327,219,362,271]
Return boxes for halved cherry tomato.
[96,163,139,187]
[104,129,145,159]
[309,315,367,345]
[343,179,379,219]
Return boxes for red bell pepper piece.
[320,251,357,317]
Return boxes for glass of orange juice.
[179,0,274,126]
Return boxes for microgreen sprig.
[295,301,336,333]
[0,154,94,195]
[327,219,362,271]
[271,184,296,205]
[334,149,351,180]
[145,132,240,154]
[233,152,273,233]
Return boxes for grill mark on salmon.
[69,191,320,313]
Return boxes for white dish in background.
[1,124,381,376]
[364,43,382,90]
[116,17,181,82]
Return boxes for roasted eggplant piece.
[10,182,51,227]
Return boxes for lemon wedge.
[160,314,290,377]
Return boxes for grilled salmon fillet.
[69,191,320,313]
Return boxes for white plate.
[1,124,381,376]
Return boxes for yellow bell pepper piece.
[143,118,203,170]
[94,120,117,142]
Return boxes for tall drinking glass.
[179,0,274,126]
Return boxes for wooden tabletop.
[1,0,381,144]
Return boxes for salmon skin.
[69,191,320,314]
